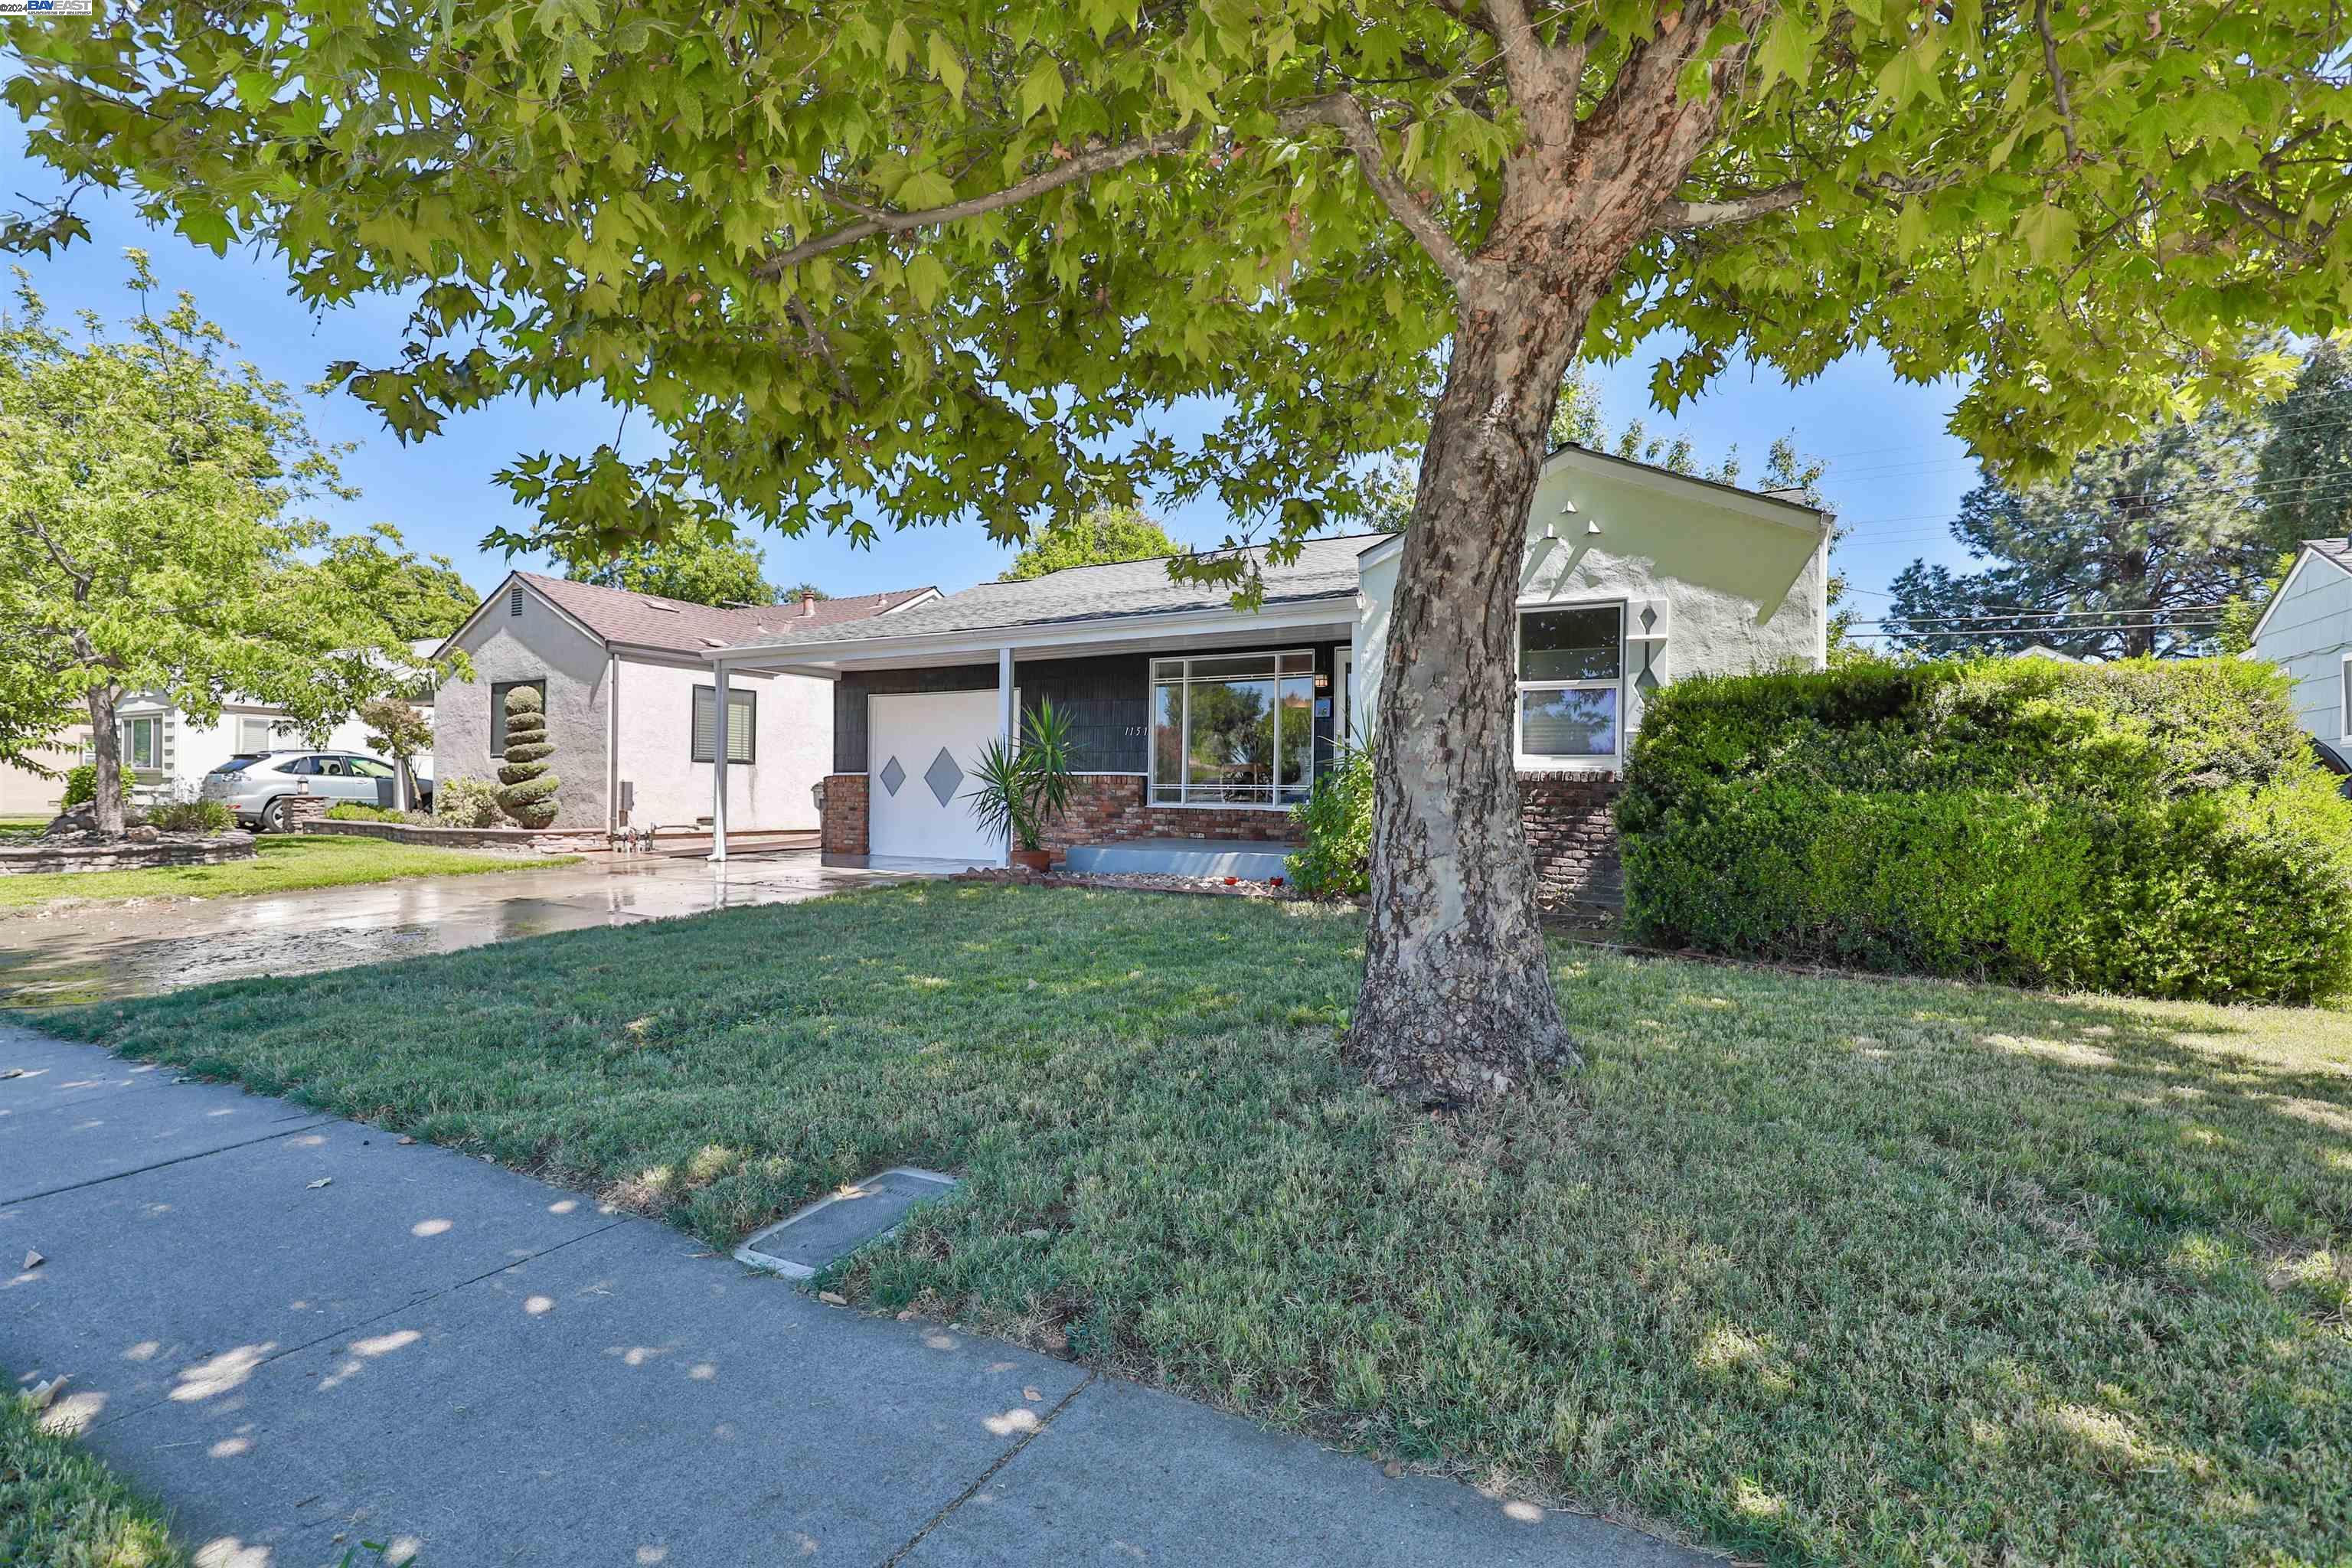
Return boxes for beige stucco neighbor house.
[432,575,940,835]
[701,443,1831,902]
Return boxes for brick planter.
[819,773,869,856]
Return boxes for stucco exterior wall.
[2252,551,2352,743]
[1354,454,1828,756]
[436,590,612,831]
[615,656,831,831]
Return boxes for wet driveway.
[0,848,956,1009]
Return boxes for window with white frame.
[122,715,162,773]
[1149,650,1317,806]
[692,684,756,764]
[1516,605,1622,763]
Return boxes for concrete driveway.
[2,1026,1710,1568]
[0,849,950,1010]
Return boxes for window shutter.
[727,692,754,763]
[692,688,717,762]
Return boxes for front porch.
[707,588,1361,873]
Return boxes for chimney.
[800,593,815,619]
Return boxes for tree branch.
[1654,181,1808,231]
[2036,0,2083,166]
[750,128,1204,280]
[754,95,1480,295]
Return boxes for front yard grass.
[41,884,2352,1565]
[2,1379,186,1566]
[0,834,578,913]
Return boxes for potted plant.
[965,697,1076,872]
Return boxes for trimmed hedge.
[1621,656,2352,1003]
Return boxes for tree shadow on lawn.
[36,884,2352,1566]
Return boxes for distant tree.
[2257,335,2352,552]
[567,534,771,607]
[0,256,409,835]
[318,532,478,642]
[1001,505,1181,580]
[1887,404,2269,660]
[358,695,433,812]
[776,581,830,603]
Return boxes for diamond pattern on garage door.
[878,756,906,797]
[924,748,964,807]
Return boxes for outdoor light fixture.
[1314,671,1330,690]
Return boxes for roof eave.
[709,592,1359,666]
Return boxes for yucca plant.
[964,698,1076,861]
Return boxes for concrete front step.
[1064,839,1298,880]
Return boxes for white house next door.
[867,690,1004,864]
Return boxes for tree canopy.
[1886,402,2272,658]
[8,0,2346,573]
[2257,335,2352,551]
[566,531,775,606]
[0,255,420,829]
[999,503,1181,579]
[318,531,480,642]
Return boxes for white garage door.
[868,690,1005,864]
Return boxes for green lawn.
[0,834,577,912]
[40,886,2352,1565]
[1,1382,185,1567]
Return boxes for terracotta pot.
[1010,848,1053,873]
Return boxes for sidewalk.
[2,1024,1710,1568]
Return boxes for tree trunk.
[85,684,126,836]
[1347,279,1592,1104]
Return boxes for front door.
[867,691,1005,864]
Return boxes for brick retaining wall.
[0,831,256,877]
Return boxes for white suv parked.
[200,750,424,831]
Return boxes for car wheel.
[260,797,289,833]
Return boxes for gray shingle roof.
[736,534,1387,649]
[2306,538,2352,574]
[519,574,936,655]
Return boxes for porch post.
[708,659,730,862]
[997,645,1014,868]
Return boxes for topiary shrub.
[433,776,504,828]
[1621,655,2352,1004]
[495,687,561,828]
[1287,743,1374,898]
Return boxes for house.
[432,575,941,835]
[2249,537,2352,749]
[705,443,1831,900]
[0,730,87,818]
[111,675,437,808]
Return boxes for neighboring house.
[2249,537,2352,748]
[0,730,88,818]
[433,576,942,835]
[109,694,423,806]
[707,443,1831,902]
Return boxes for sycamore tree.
[1001,501,1181,578]
[11,2,2350,1099]
[0,257,413,835]
[318,532,480,642]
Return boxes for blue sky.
[3,136,1981,619]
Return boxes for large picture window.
[693,685,756,764]
[1149,650,1317,807]
[1517,605,1622,763]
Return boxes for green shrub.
[1287,743,1374,897]
[60,762,129,810]
[324,802,431,825]
[148,799,234,834]
[1622,656,2352,1004]
[433,776,504,828]
[495,687,560,828]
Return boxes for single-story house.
[0,730,88,818]
[706,444,1831,899]
[2250,538,2352,750]
[432,575,940,835]
[109,691,423,808]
